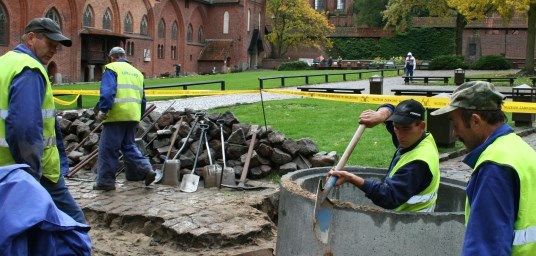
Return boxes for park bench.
[402,76,450,85]
[145,80,226,90]
[464,77,516,86]
[391,88,453,97]
[297,86,365,94]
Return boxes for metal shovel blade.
[180,173,199,193]
[161,159,180,186]
[313,177,337,244]
[221,167,236,186]
[154,169,164,184]
[203,165,222,188]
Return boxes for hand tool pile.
[60,107,329,191]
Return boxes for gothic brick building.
[0,0,268,83]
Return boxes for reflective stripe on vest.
[103,62,144,122]
[513,226,536,246]
[0,51,61,183]
[406,191,437,205]
[470,133,536,254]
[390,133,440,212]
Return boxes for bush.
[471,55,512,70]
[277,61,310,71]
[428,55,469,70]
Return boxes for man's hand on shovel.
[328,168,366,189]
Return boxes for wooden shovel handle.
[323,124,366,191]
[335,124,366,170]
[239,128,257,184]
[166,117,183,159]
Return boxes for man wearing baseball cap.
[93,46,156,191]
[329,99,440,212]
[431,81,536,254]
[0,17,91,253]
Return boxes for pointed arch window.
[223,11,229,34]
[158,19,165,38]
[140,15,148,35]
[126,41,134,56]
[171,46,177,60]
[83,5,94,27]
[0,4,7,46]
[171,21,178,40]
[247,9,250,32]
[198,26,204,43]
[103,9,112,30]
[187,24,193,42]
[45,8,61,28]
[157,44,165,59]
[124,13,133,33]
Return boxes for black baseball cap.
[24,18,72,47]
[387,99,425,125]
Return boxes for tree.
[353,0,389,28]
[266,0,335,58]
[383,0,467,56]
[445,0,536,74]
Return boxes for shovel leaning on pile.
[221,126,265,190]
[179,122,209,193]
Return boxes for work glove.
[97,111,108,121]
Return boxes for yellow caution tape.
[144,89,259,96]
[53,89,100,96]
[52,89,259,97]
[263,89,536,114]
[51,88,536,113]
[53,94,81,105]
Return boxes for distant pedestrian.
[404,52,416,83]
[337,56,342,68]
[174,64,181,77]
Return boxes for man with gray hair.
[93,46,156,191]
[0,17,90,253]
[431,81,536,255]
[0,17,86,224]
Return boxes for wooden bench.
[146,80,226,90]
[402,76,450,85]
[464,77,516,86]
[298,86,365,94]
[391,88,453,97]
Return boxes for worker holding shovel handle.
[328,99,441,212]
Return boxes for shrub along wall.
[328,28,456,60]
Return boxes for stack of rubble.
[59,107,339,180]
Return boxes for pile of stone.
[59,107,339,179]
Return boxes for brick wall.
[0,0,262,82]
